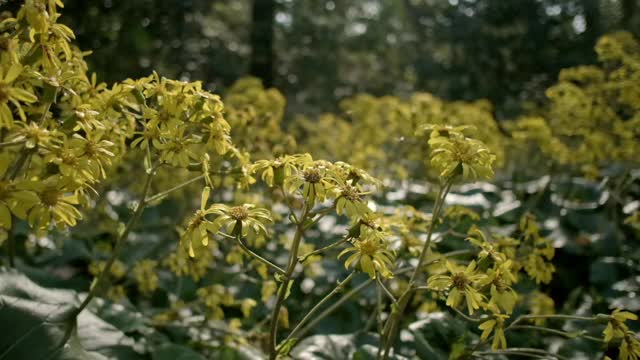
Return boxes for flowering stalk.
[233,233,286,275]
[276,272,356,354]
[4,147,30,268]
[74,163,158,317]
[267,203,311,359]
[298,236,350,263]
[380,177,454,359]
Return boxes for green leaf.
[406,312,472,360]
[0,268,142,360]
[0,294,100,360]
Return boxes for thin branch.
[376,278,397,306]
[298,236,349,263]
[75,163,157,316]
[451,306,482,322]
[276,272,356,353]
[509,325,604,343]
[144,174,204,203]
[234,234,285,275]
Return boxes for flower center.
[143,126,160,139]
[84,141,100,158]
[492,277,507,292]
[452,138,474,163]
[230,206,249,221]
[303,168,321,183]
[60,151,77,165]
[0,84,8,102]
[341,185,360,201]
[451,272,469,290]
[188,210,205,229]
[40,188,60,207]
[358,239,379,256]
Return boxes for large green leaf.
[0,268,142,360]
[404,312,473,360]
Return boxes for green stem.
[298,236,349,263]
[296,278,374,340]
[509,325,604,343]
[380,178,453,359]
[506,314,600,330]
[234,234,285,275]
[74,165,156,316]
[408,179,453,283]
[267,203,310,359]
[3,147,33,267]
[287,267,413,355]
[144,170,232,204]
[376,278,397,305]
[144,174,204,203]
[276,272,356,354]
[280,185,298,224]
[375,282,384,359]
[451,306,482,322]
[422,249,477,267]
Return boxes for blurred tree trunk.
[401,0,429,88]
[249,0,275,87]
[583,0,601,45]
[621,0,637,29]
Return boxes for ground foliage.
[0,1,639,360]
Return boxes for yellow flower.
[466,226,507,263]
[132,260,159,296]
[285,163,335,207]
[42,137,95,183]
[427,260,486,314]
[603,309,638,343]
[0,63,37,128]
[528,292,555,326]
[334,181,371,220]
[240,298,257,318]
[624,211,640,231]
[89,260,127,280]
[69,128,116,179]
[197,284,234,320]
[26,176,82,231]
[479,314,509,350]
[165,239,213,281]
[180,187,225,258]
[620,334,640,360]
[338,228,395,279]
[0,154,39,229]
[209,203,272,239]
[155,126,200,168]
[427,128,495,180]
[479,260,518,314]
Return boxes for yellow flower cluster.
[425,213,557,350]
[0,0,239,237]
[604,310,640,360]
[132,259,159,296]
[291,93,505,182]
[224,77,296,159]
[509,31,640,177]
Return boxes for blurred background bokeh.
[6,0,639,118]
